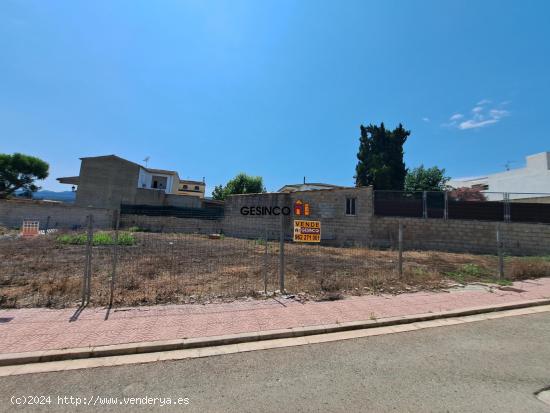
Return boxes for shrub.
[56,233,87,245]
[92,232,113,245]
[117,232,136,245]
[57,232,135,246]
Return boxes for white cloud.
[489,109,509,119]
[458,119,498,130]
[476,99,492,105]
[446,101,511,131]
[422,117,430,122]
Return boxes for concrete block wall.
[21,181,541,256]
[120,214,223,234]
[129,189,202,208]
[288,186,373,245]
[220,187,373,243]
[76,156,140,209]
[164,193,202,208]
[222,192,291,240]
[0,200,114,230]
[371,216,550,256]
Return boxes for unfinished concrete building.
[58,155,205,209]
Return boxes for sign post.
[279,214,285,293]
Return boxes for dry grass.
[1,232,549,308]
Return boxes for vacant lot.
[1,231,549,308]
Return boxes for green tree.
[212,173,266,200]
[404,165,450,192]
[0,153,49,198]
[355,122,410,190]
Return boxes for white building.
[278,182,344,193]
[448,152,550,201]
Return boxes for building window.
[346,198,356,215]
[182,185,188,189]
[194,185,200,191]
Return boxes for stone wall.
[0,199,115,230]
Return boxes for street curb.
[1,298,550,367]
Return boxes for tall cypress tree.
[354,122,410,190]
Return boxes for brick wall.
[0,199,114,230]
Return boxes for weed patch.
[57,231,135,246]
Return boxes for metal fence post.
[81,214,94,305]
[496,224,504,279]
[86,214,94,302]
[109,210,120,307]
[503,192,511,223]
[264,225,268,295]
[398,221,403,278]
[444,192,448,220]
[422,191,428,219]
[81,216,89,306]
[279,214,285,293]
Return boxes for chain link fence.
[1,212,550,309]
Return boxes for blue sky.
[1,0,549,195]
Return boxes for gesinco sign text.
[240,206,291,216]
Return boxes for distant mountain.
[15,190,76,203]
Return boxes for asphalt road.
[1,312,550,413]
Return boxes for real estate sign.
[293,220,321,243]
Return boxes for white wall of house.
[449,152,550,200]
[137,168,175,193]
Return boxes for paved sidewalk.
[1,278,550,355]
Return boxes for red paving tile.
[1,278,550,354]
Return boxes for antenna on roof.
[303,176,306,184]
[503,160,515,171]
[143,156,150,167]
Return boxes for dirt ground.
[1,231,549,308]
